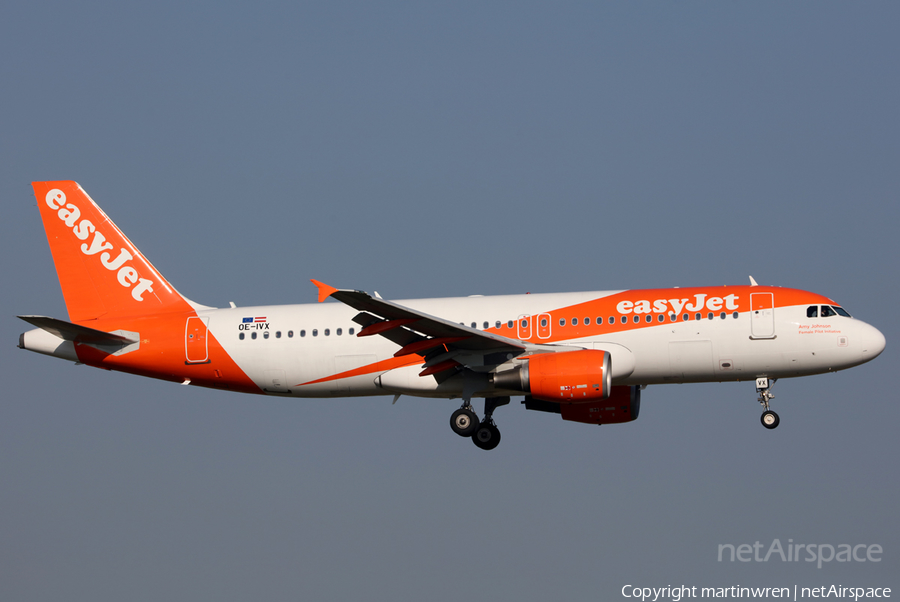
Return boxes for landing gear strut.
[756,377,779,430]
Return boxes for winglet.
[311,279,339,303]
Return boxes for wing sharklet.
[310,279,339,303]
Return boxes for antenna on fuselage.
[749,275,759,286]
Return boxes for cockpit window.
[807,306,818,318]
[820,306,837,318]
[833,306,851,318]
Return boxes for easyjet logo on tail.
[45,189,155,301]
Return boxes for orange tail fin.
[32,181,195,323]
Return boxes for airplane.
[19,181,886,450]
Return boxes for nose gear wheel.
[756,378,780,429]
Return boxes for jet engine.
[523,385,642,425]
[492,349,611,402]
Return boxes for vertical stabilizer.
[32,181,194,322]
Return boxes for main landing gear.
[449,397,509,450]
[756,377,780,430]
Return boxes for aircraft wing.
[312,280,532,378]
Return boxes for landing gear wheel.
[450,408,479,437]
[472,422,501,450]
[761,410,780,429]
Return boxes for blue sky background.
[1,2,898,600]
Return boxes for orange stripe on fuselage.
[297,355,424,386]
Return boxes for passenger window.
[483,321,489,329]
[276,331,282,338]
[559,318,565,327]
[732,312,738,319]
[540,318,548,327]
[720,312,726,319]
[251,332,257,340]
[596,317,603,325]
[507,320,514,328]
[239,332,245,340]
[708,312,714,320]
[584,317,590,325]
[495,321,501,328]
[609,316,615,325]
[695,313,702,321]
[263,331,270,339]
[324,328,330,336]
[683,314,689,321]
[807,306,818,318]
[669,314,676,322]
[312,329,318,337]
[337,328,342,336]
[821,306,837,318]
[658,314,665,322]
[571,318,578,326]
[471,322,477,329]
[521,319,528,328]
[621,316,627,324]
[633,316,640,323]
[645,315,652,323]
[349,327,355,335]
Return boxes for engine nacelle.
[493,349,611,403]
[523,385,641,425]
[559,385,641,424]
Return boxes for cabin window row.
[463,312,741,331]
[238,327,356,341]
[239,311,745,340]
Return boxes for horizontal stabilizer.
[17,315,137,345]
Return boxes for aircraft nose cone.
[861,324,886,359]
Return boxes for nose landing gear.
[756,377,779,430]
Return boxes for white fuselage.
[205,289,884,399]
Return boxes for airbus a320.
[19,181,886,450]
